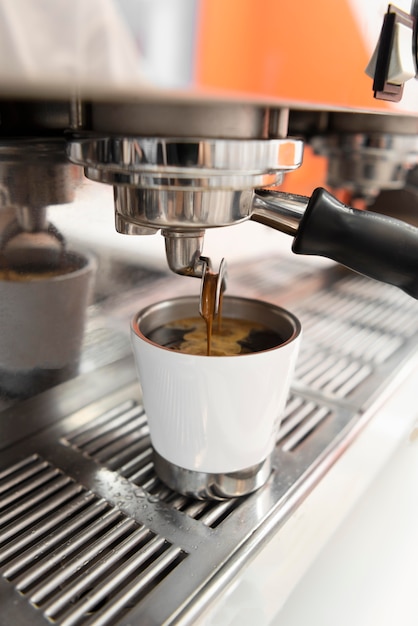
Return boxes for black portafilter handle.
[251,187,418,299]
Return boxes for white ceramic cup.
[131,296,301,500]
[0,250,95,398]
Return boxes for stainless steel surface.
[115,187,254,274]
[153,451,272,501]
[163,231,206,277]
[68,137,303,187]
[251,190,309,236]
[1,256,418,624]
[113,186,253,228]
[70,102,288,140]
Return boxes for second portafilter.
[0,139,95,399]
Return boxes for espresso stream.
[200,267,223,355]
[149,267,283,356]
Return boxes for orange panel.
[195,0,390,111]
[278,146,328,196]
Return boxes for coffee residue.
[0,265,77,282]
[149,316,283,356]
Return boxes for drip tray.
[1,260,418,625]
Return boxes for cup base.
[153,450,272,500]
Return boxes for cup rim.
[131,295,301,357]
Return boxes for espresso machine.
[1,1,418,624]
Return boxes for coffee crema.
[148,316,284,356]
[0,265,77,281]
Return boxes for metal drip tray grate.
[0,455,187,625]
[1,261,418,625]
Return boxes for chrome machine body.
[1,1,418,624]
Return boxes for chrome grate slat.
[302,279,418,338]
[10,508,124,591]
[299,312,404,364]
[334,365,373,398]
[281,406,331,452]
[278,395,333,451]
[79,544,186,626]
[198,499,241,527]
[91,430,148,464]
[336,275,418,311]
[104,441,153,472]
[42,526,157,621]
[279,397,321,440]
[1,496,108,579]
[65,401,137,445]
[0,455,50,494]
[290,284,418,403]
[128,462,155,486]
[62,403,150,468]
[0,454,41,481]
[66,407,147,455]
[0,473,75,530]
[114,444,153,474]
[295,347,373,398]
[0,457,61,509]
[0,483,86,563]
[27,517,139,605]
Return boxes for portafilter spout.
[251,187,418,299]
[162,230,207,278]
